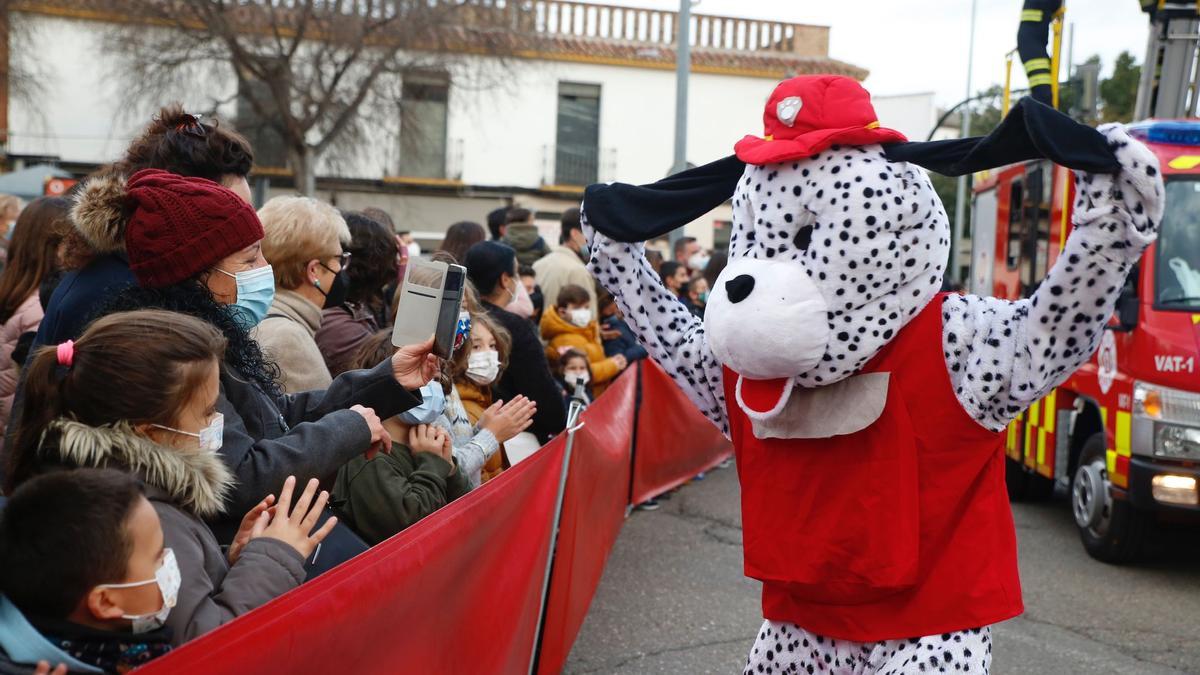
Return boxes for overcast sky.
[598,0,1149,108]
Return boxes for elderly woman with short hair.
[254,196,351,393]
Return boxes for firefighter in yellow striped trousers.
[1018,0,1063,105]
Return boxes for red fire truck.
[970,2,1200,562]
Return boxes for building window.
[555,82,601,186]
[1005,179,1023,270]
[237,63,287,169]
[399,73,450,179]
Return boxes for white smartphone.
[392,259,467,360]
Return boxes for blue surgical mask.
[398,380,447,425]
[217,265,276,329]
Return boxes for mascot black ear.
[883,96,1121,176]
[583,155,746,244]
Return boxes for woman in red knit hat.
[75,168,439,560]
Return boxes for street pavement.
[565,466,1200,675]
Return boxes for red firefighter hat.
[735,75,908,166]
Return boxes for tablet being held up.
[392,258,467,360]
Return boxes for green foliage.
[1099,51,1140,123]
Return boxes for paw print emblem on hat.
[776,96,803,127]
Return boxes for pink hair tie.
[56,340,75,367]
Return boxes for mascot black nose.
[725,275,756,304]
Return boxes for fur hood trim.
[44,419,234,517]
[71,172,130,254]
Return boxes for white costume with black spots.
[585,121,1162,673]
[745,623,991,675]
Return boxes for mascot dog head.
[584,75,1121,422]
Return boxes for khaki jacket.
[254,289,332,393]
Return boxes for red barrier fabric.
[137,436,568,675]
[630,360,734,505]
[535,368,638,675]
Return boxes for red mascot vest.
[723,294,1022,642]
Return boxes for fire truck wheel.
[1072,432,1151,563]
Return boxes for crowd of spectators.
[0,104,720,673]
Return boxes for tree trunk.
[289,144,317,196]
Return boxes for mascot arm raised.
[584,219,730,435]
[941,124,1164,431]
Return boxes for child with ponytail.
[5,309,336,646]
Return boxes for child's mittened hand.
[256,476,339,559]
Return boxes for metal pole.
[668,0,692,251]
[951,0,977,284]
[527,423,582,675]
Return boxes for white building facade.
[3,0,868,249]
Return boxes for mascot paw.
[1074,124,1165,237]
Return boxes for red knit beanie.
[124,168,264,288]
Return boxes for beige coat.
[254,289,332,393]
[0,293,42,438]
[532,245,598,316]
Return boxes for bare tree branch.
[98,0,534,193]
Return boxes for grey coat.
[216,359,421,521]
[40,420,306,646]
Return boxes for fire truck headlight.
[1134,380,1200,425]
[1150,474,1199,506]
[1155,423,1200,458]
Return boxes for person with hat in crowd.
[75,169,439,541]
[500,208,550,267]
[253,196,350,394]
[1,106,259,473]
[35,105,256,351]
[464,241,566,444]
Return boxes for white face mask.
[567,308,593,328]
[466,350,501,385]
[152,413,224,453]
[565,370,591,387]
[97,548,181,634]
[688,252,711,272]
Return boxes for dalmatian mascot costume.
[582,75,1163,674]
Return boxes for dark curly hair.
[342,211,398,309]
[118,103,253,182]
[96,278,281,397]
[61,106,254,271]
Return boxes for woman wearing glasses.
[253,196,352,393]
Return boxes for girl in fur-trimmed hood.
[4,309,337,646]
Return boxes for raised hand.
[479,396,537,443]
[256,476,339,560]
[392,336,441,390]
[228,494,275,563]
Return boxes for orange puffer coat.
[539,307,622,393]
[454,378,507,483]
